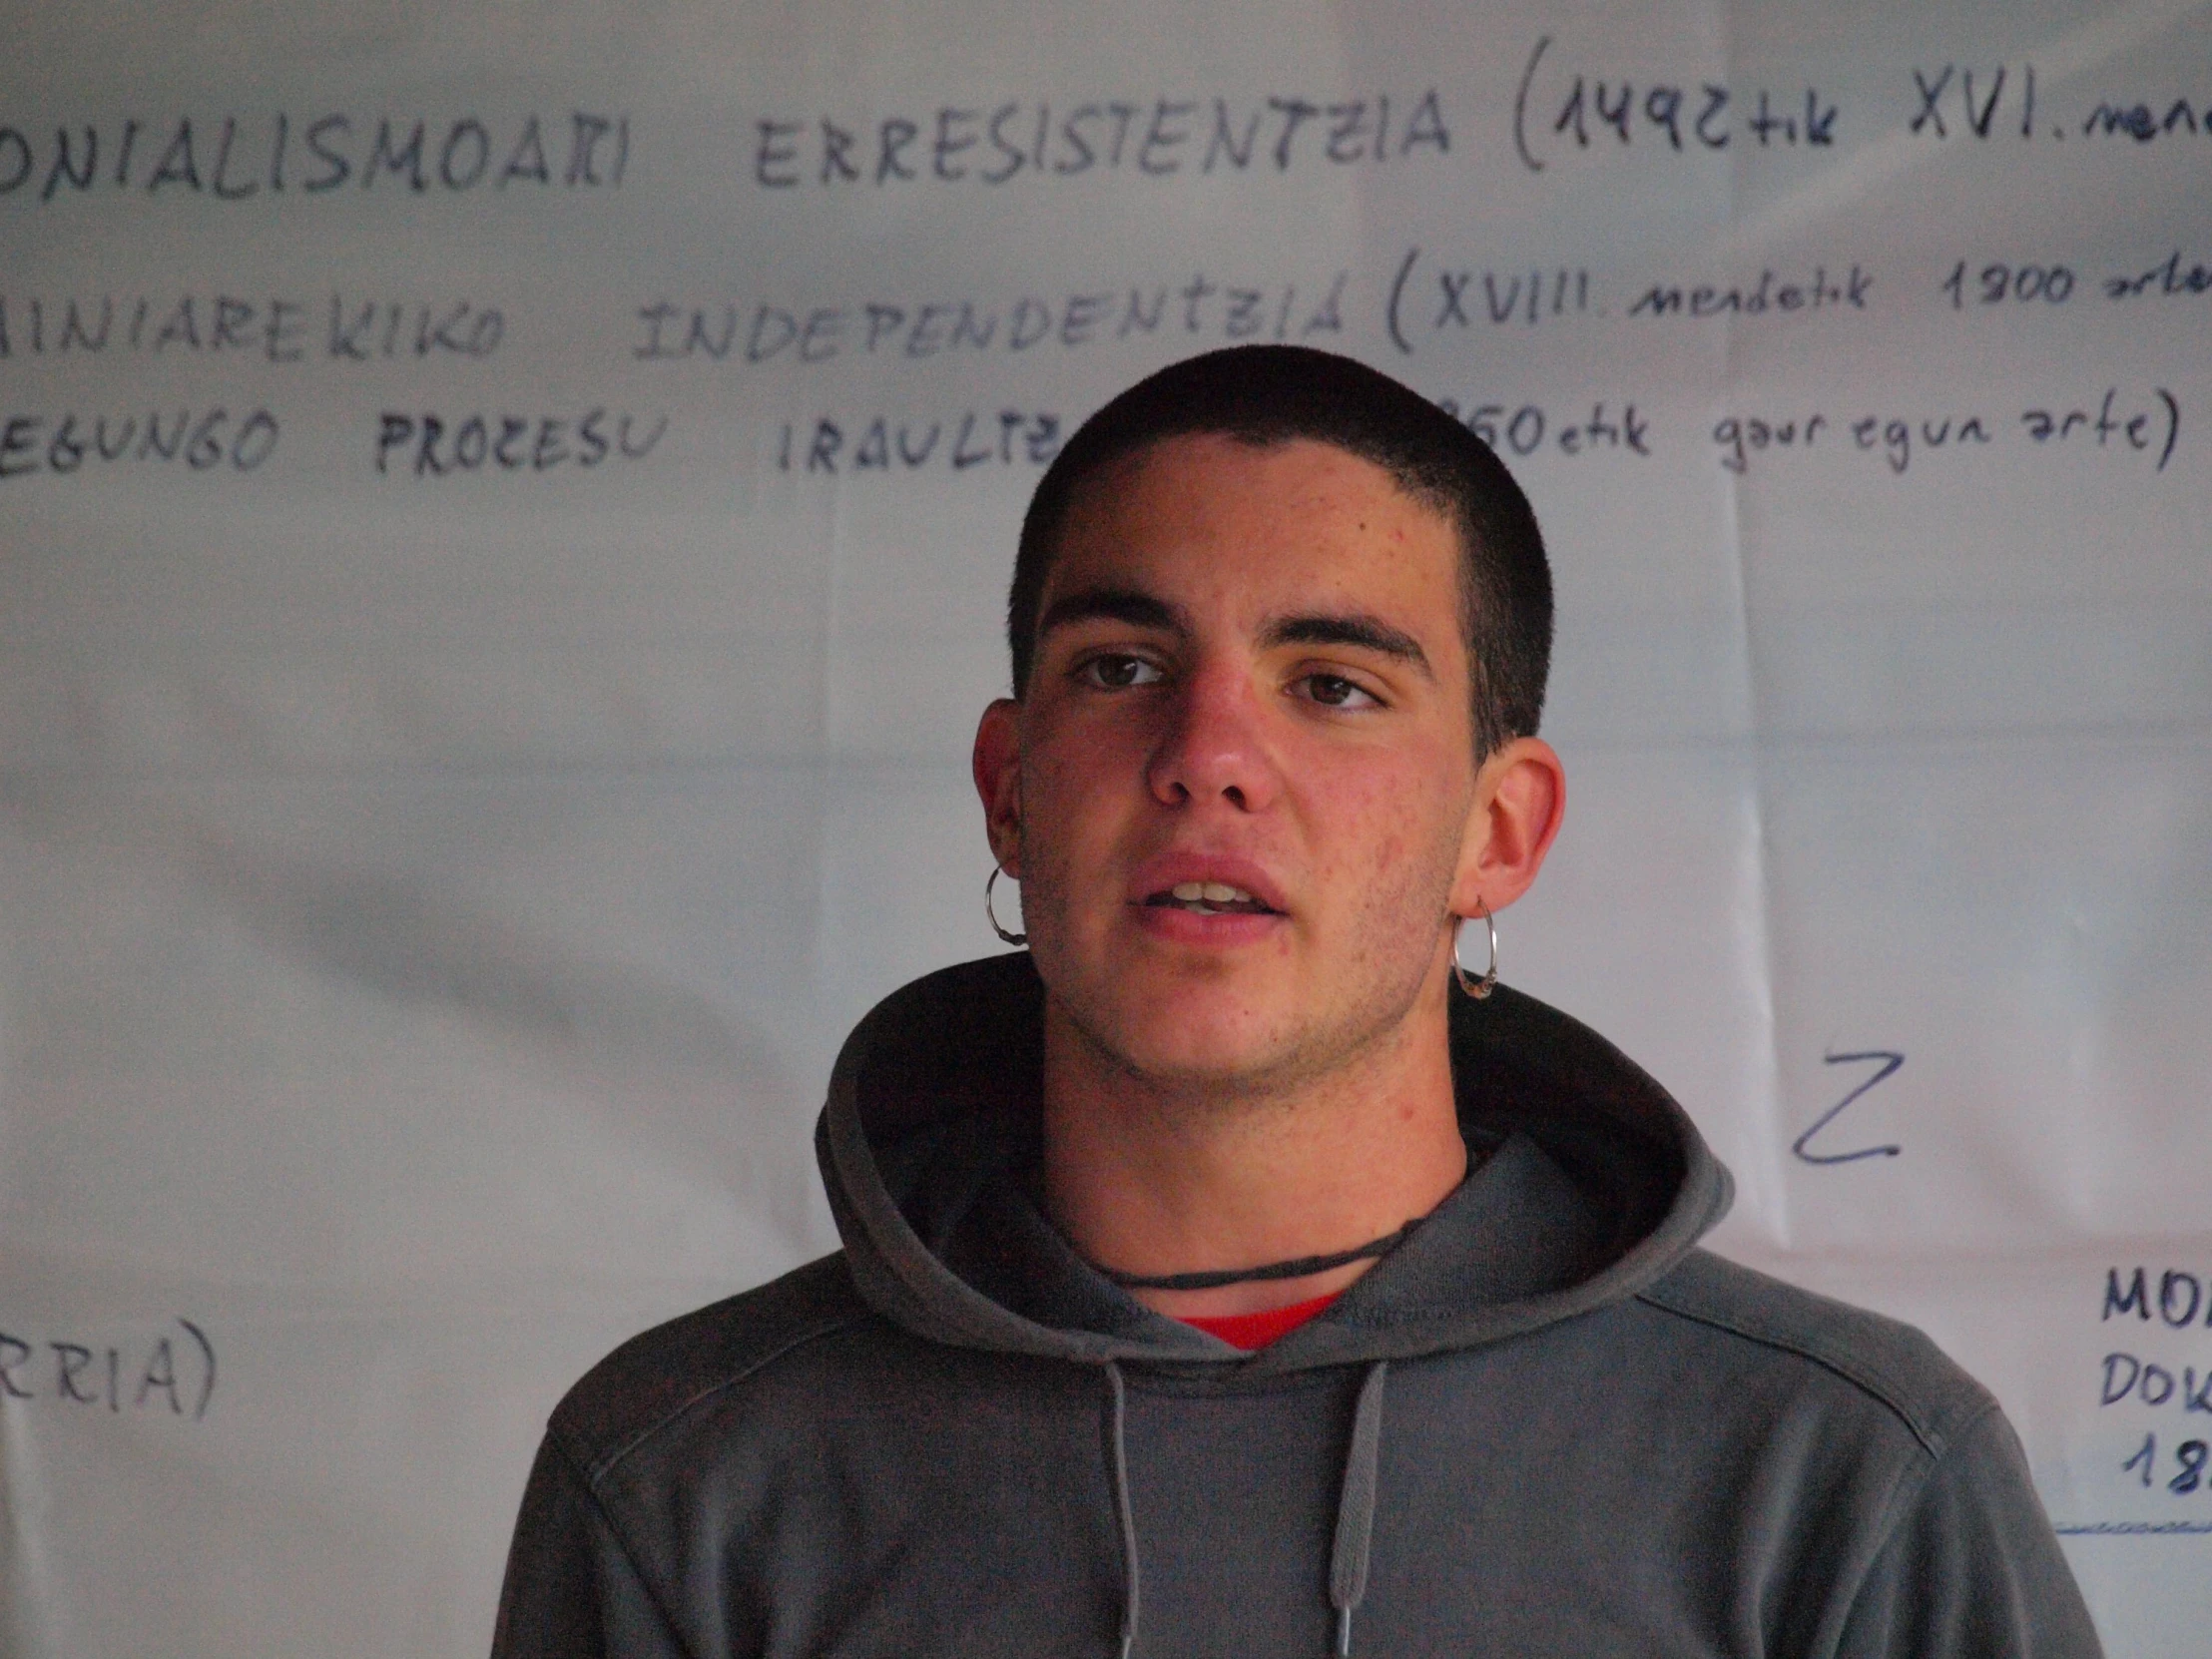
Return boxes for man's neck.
[1038,989,1469,1321]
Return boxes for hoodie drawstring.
[1099,1356,1389,1659]
[1328,1361,1390,1658]
[1103,1361,1142,1659]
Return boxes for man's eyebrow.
[1261,613,1435,678]
[1036,586,1188,638]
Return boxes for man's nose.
[1145,663,1282,813]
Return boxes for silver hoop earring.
[1452,901,1498,999]
[985,866,1027,946]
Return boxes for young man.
[493,347,2100,1656]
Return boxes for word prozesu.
[0,293,503,362]
[375,410,667,476]
[0,111,629,203]
[753,91,1448,189]
[636,273,1348,366]
[0,1318,215,1418]
[0,408,277,480]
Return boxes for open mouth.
[1144,881,1283,917]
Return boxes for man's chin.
[1055,985,1326,1098]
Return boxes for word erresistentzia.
[752,92,1449,189]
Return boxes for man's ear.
[972,698,1024,875]
[1450,736,1565,916]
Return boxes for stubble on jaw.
[1026,791,1471,1126]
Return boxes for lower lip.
[1130,901,1286,946]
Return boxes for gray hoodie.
[493,953,2101,1657]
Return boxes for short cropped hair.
[1009,345,1552,759]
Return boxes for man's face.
[980,432,1486,1096]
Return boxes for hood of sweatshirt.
[817,951,1732,1376]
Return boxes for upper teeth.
[1172,881,1252,904]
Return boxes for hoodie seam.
[1826,1399,2001,1656]
[574,1313,873,1485]
[1631,1287,1952,1457]
[544,1432,710,1659]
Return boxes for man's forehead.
[1064,429,1408,515]
[1047,431,1459,595]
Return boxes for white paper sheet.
[3,1,2208,1651]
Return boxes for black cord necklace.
[1095,1217,1424,1293]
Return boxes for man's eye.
[1297,673,1379,709]
[1080,655,1164,690]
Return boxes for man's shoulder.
[547,1252,873,1485]
[1632,1248,1999,1460]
